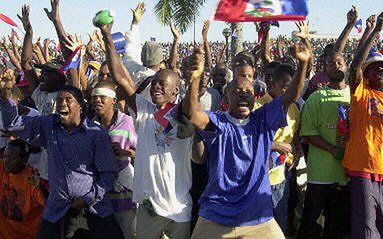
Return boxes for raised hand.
[94,29,106,52]
[189,47,205,81]
[17,5,32,32]
[202,20,210,39]
[295,21,310,40]
[43,38,52,48]
[366,15,376,31]
[62,34,83,53]
[292,43,311,63]
[1,37,8,50]
[8,35,15,44]
[75,33,83,44]
[170,19,180,39]
[88,30,97,43]
[131,2,145,25]
[44,0,60,22]
[98,22,114,36]
[347,5,358,25]
[375,11,383,32]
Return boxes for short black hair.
[232,51,255,69]
[233,62,254,76]
[265,61,281,70]
[94,80,117,91]
[7,139,30,157]
[272,64,295,82]
[59,85,85,106]
[324,43,335,58]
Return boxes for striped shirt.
[95,110,137,212]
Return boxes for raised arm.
[32,43,46,65]
[124,2,145,63]
[99,22,138,114]
[217,43,228,64]
[261,25,272,64]
[333,6,358,53]
[276,36,286,60]
[281,21,311,107]
[182,48,211,130]
[17,5,39,94]
[349,12,383,93]
[356,15,376,54]
[202,20,213,70]
[43,39,52,62]
[63,34,87,89]
[1,37,22,71]
[8,34,21,63]
[0,83,44,146]
[295,21,313,76]
[36,38,46,62]
[169,20,179,72]
[44,0,71,59]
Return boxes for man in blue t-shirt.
[182,41,311,238]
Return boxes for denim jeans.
[272,178,290,233]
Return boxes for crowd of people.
[0,1,383,239]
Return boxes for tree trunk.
[230,22,244,59]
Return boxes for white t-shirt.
[133,95,192,222]
[200,88,222,112]
[31,85,58,116]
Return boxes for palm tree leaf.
[154,0,172,26]
[154,0,206,33]
[172,0,197,33]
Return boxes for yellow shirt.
[255,93,300,185]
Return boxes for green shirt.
[300,86,350,184]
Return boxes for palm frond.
[154,0,172,26]
[154,0,206,33]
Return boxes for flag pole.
[193,14,196,45]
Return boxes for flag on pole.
[354,19,363,33]
[59,46,84,74]
[0,13,18,27]
[214,0,308,22]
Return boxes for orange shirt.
[343,78,383,175]
[0,162,45,239]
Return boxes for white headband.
[92,88,116,98]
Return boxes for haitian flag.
[214,0,308,22]
[58,46,84,74]
[354,19,363,33]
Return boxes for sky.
[0,0,382,43]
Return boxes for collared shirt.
[0,98,118,223]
